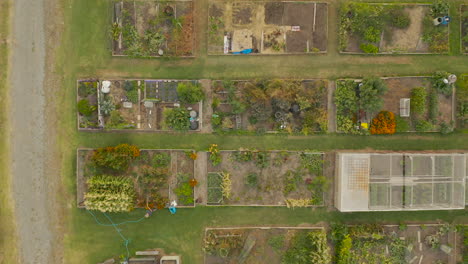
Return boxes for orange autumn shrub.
[370,111,396,135]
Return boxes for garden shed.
[335,152,466,212]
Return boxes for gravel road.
[9,0,55,263]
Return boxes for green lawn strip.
[0,0,18,263]
[68,207,468,263]
[76,132,468,151]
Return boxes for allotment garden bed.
[207,1,327,55]
[334,75,455,135]
[462,5,468,54]
[211,79,328,134]
[339,2,450,54]
[77,79,204,131]
[76,145,197,211]
[206,148,329,207]
[332,223,459,264]
[112,0,194,57]
[203,227,331,264]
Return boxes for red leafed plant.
[370,111,396,135]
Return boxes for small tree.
[359,77,388,114]
[177,82,205,104]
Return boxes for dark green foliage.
[431,71,453,95]
[78,81,97,97]
[77,99,95,116]
[422,17,449,53]
[282,230,330,264]
[299,153,323,175]
[268,235,285,253]
[335,81,358,115]
[389,8,410,29]
[174,174,194,205]
[359,77,388,114]
[152,152,171,168]
[410,87,427,115]
[360,43,379,54]
[415,119,434,132]
[254,151,269,169]
[395,116,410,132]
[428,90,439,123]
[307,176,328,205]
[245,173,258,188]
[106,110,125,129]
[177,82,205,104]
[439,121,453,134]
[165,107,190,131]
[430,0,449,17]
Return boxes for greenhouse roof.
[335,152,467,212]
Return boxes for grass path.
[0,1,18,263]
[57,0,468,262]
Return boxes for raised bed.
[112,0,194,57]
[206,150,328,207]
[339,3,450,54]
[211,79,328,134]
[76,148,196,209]
[332,223,459,264]
[76,80,100,130]
[77,79,203,132]
[462,5,468,54]
[334,76,455,134]
[203,227,330,264]
[207,1,328,55]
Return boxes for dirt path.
[9,0,60,263]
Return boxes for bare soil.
[206,151,324,206]
[208,1,327,54]
[204,228,321,264]
[382,77,454,131]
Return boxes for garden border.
[205,150,327,207]
[76,78,204,132]
[110,0,196,58]
[203,226,326,264]
[76,148,197,209]
[461,5,467,55]
[206,0,329,56]
[338,3,451,55]
[334,76,456,133]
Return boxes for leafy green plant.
[106,110,125,129]
[360,43,379,53]
[111,22,121,41]
[165,107,190,131]
[77,99,96,116]
[100,97,115,116]
[143,30,165,54]
[300,153,323,175]
[439,121,454,134]
[177,82,205,104]
[91,144,140,171]
[415,119,434,132]
[283,230,331,264]
[220,172,232,199]
[153,152,171,168]
[389,8,410,29]
[431,71,453,95]
[208,144,221,166]
[174,174,194,205]
[268,235,284,252]
[428,89,439,122]
[431,0,449,17]
[245,173,258,188]
[283,170,302,195]
[410,87,427,115]
[395,116,410,132]
[254,151,269,168]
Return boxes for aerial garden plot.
[203,227,331,264]
[331,223,461,264]
[76,144,197,211]
[339,2,450,54]
[112,0,194,57]
[207,1,328,55]
[77,79,204,131]
[462,5,468,54]
[334,74,456,135]
[211,79,328,134]
[206,147,329,207]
